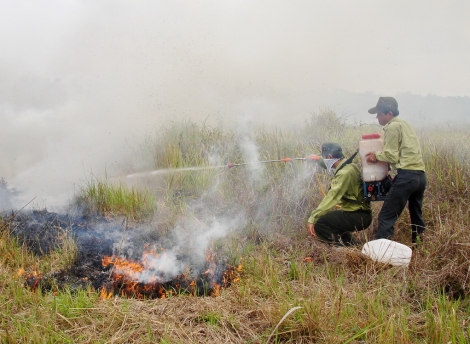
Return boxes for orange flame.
[18,268,42,292]
[100,244,243,299]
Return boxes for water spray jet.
[125,155,321,178]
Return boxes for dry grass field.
[1,111,469,343]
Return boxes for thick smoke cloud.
[1,1,469,209]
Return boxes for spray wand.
[226,154,320,168]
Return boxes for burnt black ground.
[5,209,235,297]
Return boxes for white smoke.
[238,135,267,186]
[1,1,469,211]
[125,250,184,284]
[109,213,247,283]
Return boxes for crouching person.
[307,143,372,246]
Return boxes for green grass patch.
[75,176,156,220]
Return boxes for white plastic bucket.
[359,134,389,182]
[361,239,412,266]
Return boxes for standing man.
[307,143,372,246]
[365,97,426,243]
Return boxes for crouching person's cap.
[321,143,344,159]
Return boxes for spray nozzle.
[306,154,321,162]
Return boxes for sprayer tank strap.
[333,149,359,176]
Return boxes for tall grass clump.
[148,122,233,195]
[301,109,379,154]
[74,175,156,220]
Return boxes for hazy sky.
[1,1,469,208]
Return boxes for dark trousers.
[315,209,372,246]
[376,170,426,242]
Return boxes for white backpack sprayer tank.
[359,133,390,201]
[362,239,412,266]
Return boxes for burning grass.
[99,248,242,299]
[5,210,242,301]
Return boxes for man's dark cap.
[368,97,398,114]
[321,143,344,158]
